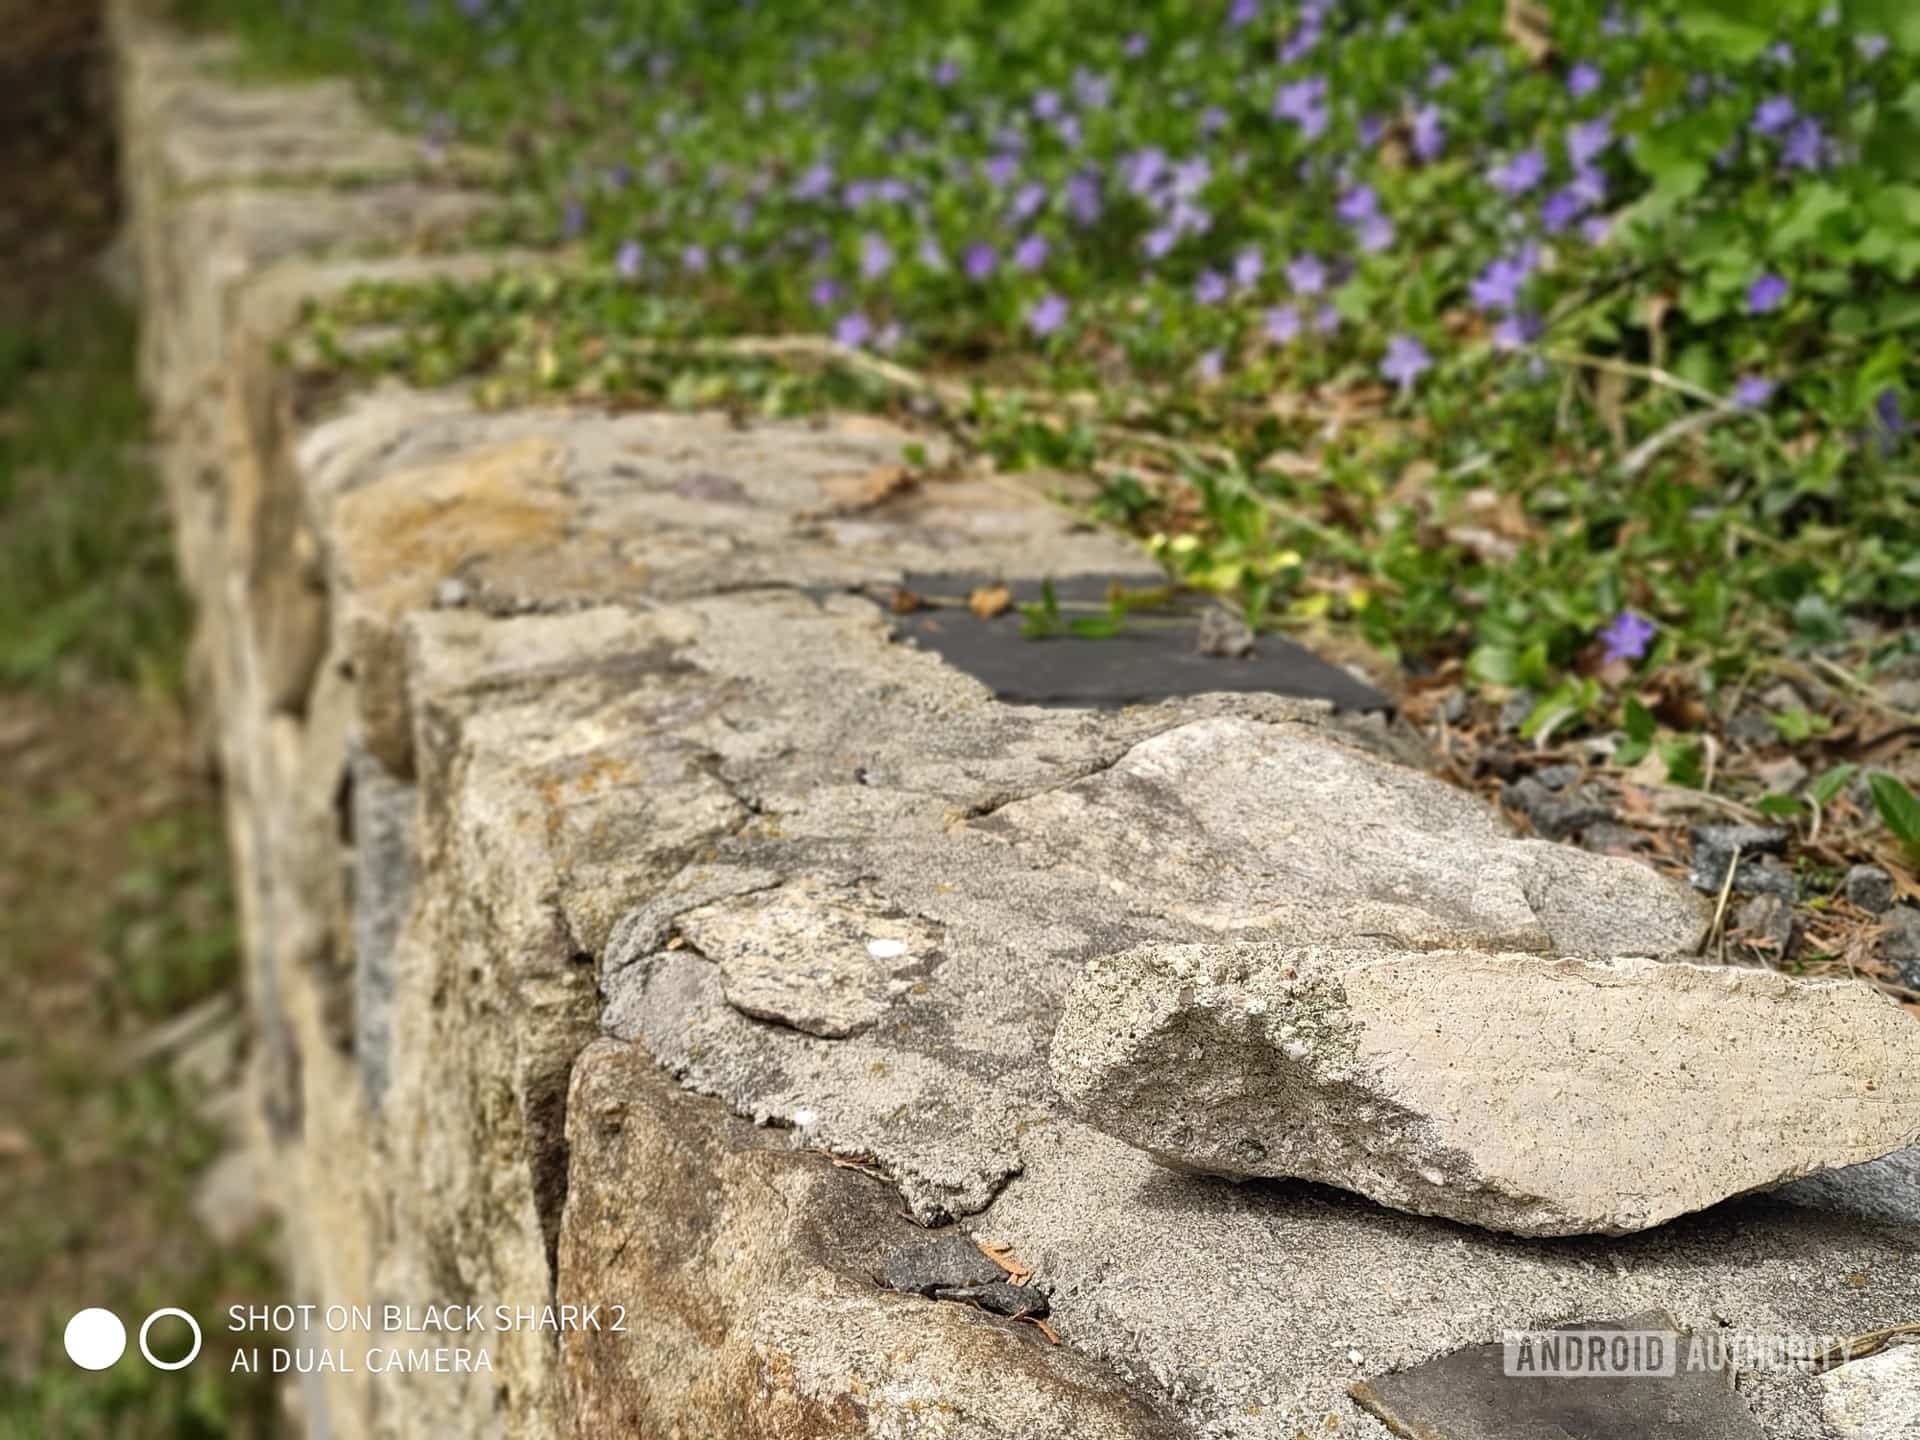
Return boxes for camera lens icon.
[64,1308,202,1370]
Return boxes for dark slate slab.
[1350,1310,1769,1440]
[885,572,1390,713]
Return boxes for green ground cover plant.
[177,0,1920,922]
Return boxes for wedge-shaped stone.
[1051,943,1920,1236]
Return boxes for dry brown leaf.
[815,465,915,514]
[1504,0,1554,63]
[889,587,926,614]
[968,584,1012,619]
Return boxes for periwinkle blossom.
[1053,113,1084,148]
[1124,147,1169,196]
[1747,272,1788,314]
[1013,233,1050,271]
[1032,89,1063,121]
[1381,334,1433,395]
[1872,388,1910,455]
[1278,20,1321,64]
[1358,115,1386,148]
[1599,611,1656,663]
[1858,34,1889,62]
[1273,77,1331,140]
[1170,156,1211,198]
[1410,103,1446,161]
[1767,42,1794,66]
[1490,148,1546,196]
[1028,293,1069,339]
[793,162,835,202]
[1314,303,1341,335]
[1541,183,1589,233]
[1265,304,1303,343]
[1200,105,1230,137]
[681,242,709,273]
[1123,32,1149,59]
[1073,68,1114,111]
[1065,172,1103,225]
[859,232,894,280]
[874,322,904,354]
[834,311,873,348]
[1733,376,1776,409]
[962,243,998,282]
[1010,182,1049,224]
[1567,117,1613,169]
[614,240,643,278]
[1581,214,1613,246]
[561,197,586,239]
[984,153,1020,188]
[1286,253,1327,294]
[1228,0,1259,29]
[1143,226,1179,260]
[1781,118,1825,170]
[1752,96,1796,136]
[917,236,946,271]
[1566,62,1602,99]
[931,58,960,87]
[1336,184,1381,225]
[1356,212,1396,253]
[810,276,843,309]
[1194,269,1229,304]
[1233,247,1264,290]
[1196,349,1225,383]
[1491,311,1541,350]
[1470,246,1536,311]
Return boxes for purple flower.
[1228,0,1259,29]
[614,239,643,278]
[1858,34,1889,62]
[1781,117,1825,170]
[1314,303,1342,335]
[963,243,998,282]
[1074,68,1114,111]
[859,232,894,281]
[1277,20,1321,64]
[1170,156,1211,198]
[1265,304,1302,343]
[984,153,1020,188]
[1566,62,1603,99]
[1490,148,1547,196]
[1027,293,1069,339]
[1336,184,1381,224]
[1200,105,1230,137]
[1599,611,1656,663]
[1123,147,1169,196]
[1567,117,1613,169]
[561,197,586,239]
[932,58,960,87]
[1010,182,1049,224]
[1540,186,1587,233]
[834,311,873,348]
[1286,253,1327,295]
[1031,88,1063,121]
[1767,42,1794,66]
[1470,246,1537,312]
[1123,32,1148,59]
[1065,172,1103,225]
[810,276,843,309]
[1194,268,1229,304]
[1752,96,1796,137]
[1358,114,1386,148]
[917,236,947,271]
[1411,103,1446,161]
[1233,246,1264,290]
[793,161,836,202]
[1273,77,1330,139]
[1491,311,1541,350]
[1012,233,1050,272]
[1381,334,1432,395]
[1142,226,1178,260]
[1581,214,1613,246]
[1196,348,1224,383]
[1747,273,1788,314]
[681,243,709,274]
[1732,376,1776,409]
[1356,213,1396,253]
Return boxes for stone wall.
[113,3,1919,1436]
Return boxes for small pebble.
[1844,865,1895,915]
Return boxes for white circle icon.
[64,1309,127,1370]
[138,1309,203,1371]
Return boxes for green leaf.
[1868,772,1920,851]
[1660,738,1705,789]
[1755,793,1807,819]
[1808,763,1859,806]
[1768,707,1832,743]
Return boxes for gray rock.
[1819,1346,1920,1439]
[1735,893,1796,960]
[1050,941,1920,1236]
[1194,606,1255,658]
[1580,820,1653,856]
[1774,1146,1920,1228]
[878,1235,1007,1296]
[1501,775,1613,840]
[1440,689,1469,725]
[1847,864,1897,914]
[1688,823,1794,896]
[1532,763,1583,791]
[1498,689,1536,733]
[1884,905,1920,989]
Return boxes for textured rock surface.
[1820,1346,1920,1439]
[1051,942,1920,1235]
[116,1,1920,1437]
[1777,1146,1920,1228]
